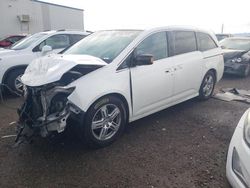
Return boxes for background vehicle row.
[0,30,89,94]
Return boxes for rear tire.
[82,95,127,148]
[5,69,25,96]
[198,71,216,100]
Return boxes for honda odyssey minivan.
[17,26,224,148]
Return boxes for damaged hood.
[21,54,107,86]
[222,49,248,61]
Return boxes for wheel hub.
[91,104,121,141]
[203,75,214,97]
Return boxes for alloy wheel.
[91,104,121,141]
[202,74,214,97]
[14,74,24,94]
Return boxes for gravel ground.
[0,75,249,188]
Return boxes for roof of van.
[98,26,214,35]
[143,25,213,34]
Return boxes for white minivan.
[18,26,224,148]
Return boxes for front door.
[130,32,174,118]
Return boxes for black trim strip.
[129,68,133,114]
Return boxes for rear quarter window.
[197,32,217,52]
[172,31,197,55]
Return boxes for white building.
[0,0,84,38]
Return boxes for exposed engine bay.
[15,55,106,145]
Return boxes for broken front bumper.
[16,85,84,144]
[224,60,249,76]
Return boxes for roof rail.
[86,30,94,33]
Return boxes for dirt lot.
[0,75,249,188]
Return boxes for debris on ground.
[213,88,250,104]
[1,135,16,139]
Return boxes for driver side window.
[135,32,168,61]
[117,32,169,70]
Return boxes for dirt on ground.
[0,75,249,188]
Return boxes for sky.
[42,0,250,34]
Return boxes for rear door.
[169,30,203,100]
[130,31,174,118]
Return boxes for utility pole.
[221,24,224,34]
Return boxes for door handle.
[165,68,171,73]
[165,68,176,73]
[166,65,182,73]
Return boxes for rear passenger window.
[173,31,197,55]
[136,32,168,61]
[197,32,217,51]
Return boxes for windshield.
[11,33,47,50]
[220,38,250,51]
[64,30,142,63]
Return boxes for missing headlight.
[15,85,79,144]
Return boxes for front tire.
[5,69,25,96]
[199,71,216,100]
[82,96,127,148]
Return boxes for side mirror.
[41,45,52,54]
[135,54,154,66]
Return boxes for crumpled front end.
[15,54,106,144]
[223,50,250,76]
[16,84,82,143]
[224,60,249,75]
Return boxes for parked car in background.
[226,108,250,188]
[220,37,250,77]
[17,26,224,148]
[216,33,233,41]
[0,35,26,48]
[0,30,90,94]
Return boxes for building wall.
[0,0,84,38]
[49,5,84,31]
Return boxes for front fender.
[68,89,131,113]
[67,67,132,117]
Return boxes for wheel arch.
[208,68,217,82]
[2,65,28,84]
[86,92,130,124]
[199,68,217,89]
